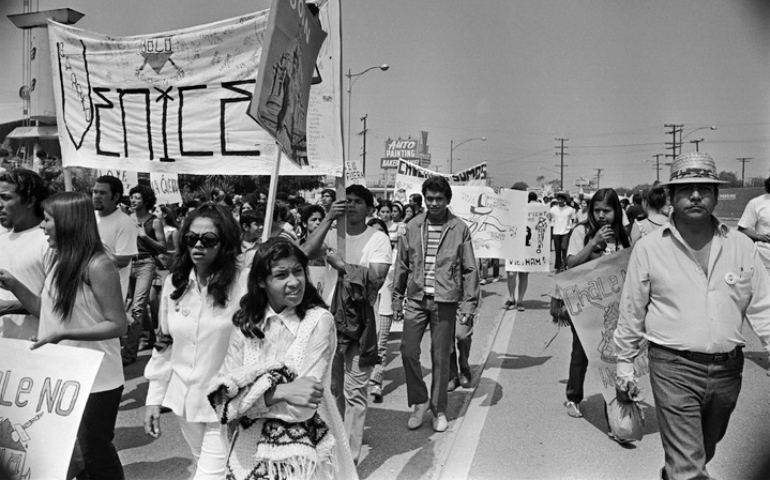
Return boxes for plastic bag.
[607,396,645,443]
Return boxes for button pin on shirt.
[724,272,738,285]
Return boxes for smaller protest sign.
[150,172,182,206]
[96,169,138,194]
[308,264,338,306]
[506,203,551,272]
[0,339,103,480]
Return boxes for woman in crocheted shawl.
[209,238,357,480]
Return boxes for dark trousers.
[649,345,743,480]
[553,234,570,271]
[566,322,588,404]
[73,386,124,480]
[400,297,456,415]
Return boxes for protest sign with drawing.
[506,202,551,272]
[250,0,327,166]
[554,249,652,404]
[0,339,103,480]
[308,263,338,307]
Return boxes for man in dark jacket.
[393,176,480,432]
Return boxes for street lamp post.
[680,126,717,153]
[449,136,486,173]
[346,64,389,177]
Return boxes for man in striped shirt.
[393,176,480,433]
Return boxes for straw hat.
[663,152,725,185]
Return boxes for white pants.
[177,418,227,480]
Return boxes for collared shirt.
[738,193,770,271]
[145,268,247,423]
[614,216,770,379]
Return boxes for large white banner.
[392,158,486,203]
[49,4,343,176]
[0,339,103,480]
[506,203,551,272]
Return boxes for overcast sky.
[1,0,768,189]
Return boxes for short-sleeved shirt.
[0,226,51,339]
[346,225,392,268]
[549,205,575,235]
[568,224,624,258]
[738,193,770,271]
[96,209,138,298]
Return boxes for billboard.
[381,131,431,169]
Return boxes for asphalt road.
[115,254,770,480]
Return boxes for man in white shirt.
[93,175,138,309]
[548,192,575,271]
[318,185,391,464]
[738,176,770,275]
[0,170,50,340]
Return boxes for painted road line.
[436,308,517,480]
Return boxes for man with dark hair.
[738,175,770,274]
[547,192,575,271]
[0,169,51,339]
[393,175,479,432]
[124,184,167,365]
[626,193,645,228]
[616,152,770,480]
[409,192,423,214]
[319,188,336,213]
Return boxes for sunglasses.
[182,232,220,249]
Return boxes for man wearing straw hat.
[614,152,770,480]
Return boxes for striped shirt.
[423,222,443,295]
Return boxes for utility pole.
[664,124,684,161]
[594,168,603,190]
[737,157,752,187]
[652,154,664,182]
[555,138,569,191]
[359,114,368,176]
[690,139,704,152]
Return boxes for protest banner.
[0,339,103,480]
[48,2,343,176]
[308,263,338,307]
[96,169,138,194]
[344,161,366,187]
[506,202,551,272]
[392,159,487,202]
[554,249,652,404]
[450,186,527,259]
[250,0,326,166]
[149,172,182,205]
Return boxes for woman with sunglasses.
[144,202,246,479]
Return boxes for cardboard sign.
[555,249,652,404]
[250,0,327,166]
[149,172,182,206]
[96,169,138,194]
[506,203,551,272]
[48,4,343,176]
[0,339,103,480]
[307,263,338,306]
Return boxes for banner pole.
[262,148,282,243]
[63,167,73,191]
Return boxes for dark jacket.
[393,211,480,315]
[331,264,383,368]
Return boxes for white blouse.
[145,269,247,423]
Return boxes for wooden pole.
[261,148,282,243]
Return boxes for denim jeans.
[73,386,124,480]
[331,341,373,464]
[649,344,743,480]
[400,297,456,415]
[123,257,156,362]
[553,234,570,271]
[370,314,394,387]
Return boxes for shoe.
[122,357,137,367]
[432,413,448,432]
[503,299,515,310]
[517,303,525,312]
[447,378,459,392]
[565,401,583,418]
[407,402,430,430]
[479,278,489,285]
[458,375,472,389]
[370,384,383,403]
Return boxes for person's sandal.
[565,401,583,418]
[503,299,515,310]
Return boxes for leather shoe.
[432,413,448,432]
[459,375,472,389]
[447,378,459,392]
[407,402,430,430]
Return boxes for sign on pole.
[506,203,551,272]
[0,339,103,480]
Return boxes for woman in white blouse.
[144,202,245,479]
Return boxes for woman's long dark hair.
[233,238,327,339]
[581,188,630,249]
[42,192,105,320]
[169,202,241,307]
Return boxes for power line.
[737,157,752,187]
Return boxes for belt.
[133,253,154,260]
[650,342,741,365]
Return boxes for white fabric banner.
[0,339,103,480]
[506,202,551,272]
[48,4,343,176]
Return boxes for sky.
[1,0,769,190]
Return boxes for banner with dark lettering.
[554,249,653,404]
[48,4,343,176]
[0,339,102,480]
[250,0,326,165]
[392,158,487,203]
[506,203,551,272]
[150,172,182,205]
